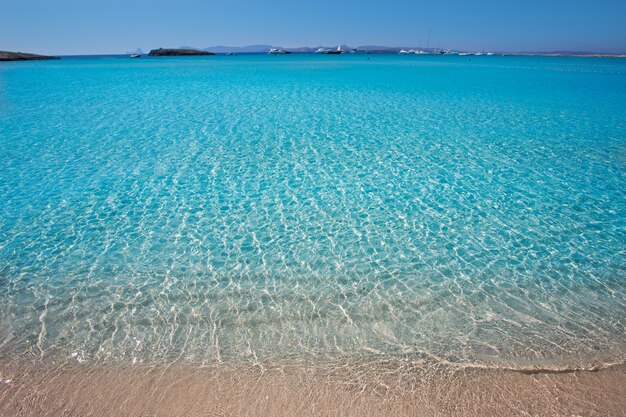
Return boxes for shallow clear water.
[1,54,625,368]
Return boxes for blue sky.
[1,0,625,54]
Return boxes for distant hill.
[199,44,355,53]
[175,44,446,54]
[195,44,437,54]
[516,50,625,56]
[0,50,59,61]
[200,45,274,53]
[152,45,625,56]
[149,48,214,56]
[356,45,399,51]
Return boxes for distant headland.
[0,51,59,61]
[148,48,214,56]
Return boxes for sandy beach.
[1,359,625,416]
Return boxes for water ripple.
[0,55,625,369]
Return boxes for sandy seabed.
[1,359,625,417]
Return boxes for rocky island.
[148,48,214,56]
[0,51,59,61]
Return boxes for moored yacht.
[316,47,341,54]
[268,48,291,55]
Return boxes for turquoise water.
[0,55,625,369]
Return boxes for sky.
[1,0,626,55]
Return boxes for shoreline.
[2,359,625,416]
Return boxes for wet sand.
[1,360,625,416]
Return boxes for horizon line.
[3,44,625,56]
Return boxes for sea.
[0,53,625,372]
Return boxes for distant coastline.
[175,44,626,58]
[2,47,624,60]
[148,48,214,56]
[0,50,58,61]
[498,52,626,58]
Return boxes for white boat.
[458,52,470,56]
[130,54,141,58]
[399,49,410,54]
[486,52,494,56]
[316,46,341,55]
[268,48,290,55]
